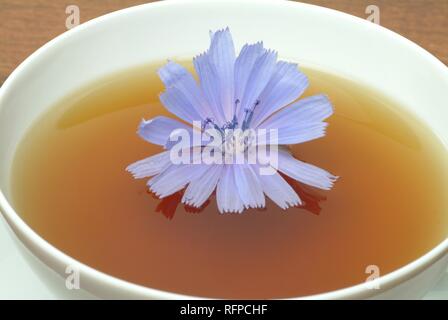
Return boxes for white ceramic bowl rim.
[0,0,447,299]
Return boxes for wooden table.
[1,0,447,85]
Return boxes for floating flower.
[127,28,337,214]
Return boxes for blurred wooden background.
[0,0,447,85]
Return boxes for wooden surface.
[0,0,447,85]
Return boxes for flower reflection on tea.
[127,28,337,214]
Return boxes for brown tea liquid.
[11,62,448,298]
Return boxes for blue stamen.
[234,99,240,118]
[202,117,225,137]
[242,100,260,130]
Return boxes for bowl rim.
[0,0,448,300]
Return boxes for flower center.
[200,99,261,159]
[223,130,254,156]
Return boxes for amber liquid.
[11,62,448,298]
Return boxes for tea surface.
[11,63,448,298]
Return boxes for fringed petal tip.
[181,198,196,207]
[218,199,300,214]
[220,202,266,214]
[219,207,245,214]
[280,195,303,210]
[147,181,168,199]
[126,152,171,179]
[313,172,338,191]
[125,163,141,179]
[211,26,230,33]
[138,116,193,147]
[137,118,153,141]
[148,188,162,199]
[326,174,339,189]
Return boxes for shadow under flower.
[147,174,327,220]
[281,174,327,216]
[148,190,211,220]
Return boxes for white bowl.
[1,0,448,299]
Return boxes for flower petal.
[277,149,337,190]
[251,61,309,127]
[182,165,223,207]
[138,116,192,147]
[233,164,265,209]
[159,88,204,124]
[208,28,236,121]
[258,169,302,209]
[193,53,226,125]
[148,164,208,198]
[158,61,209,122]
[216,165,244,213]
[126,151,171,179]
[257,94,333,145]
[236,49,278,120]
[234,42,265,105]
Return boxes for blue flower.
[127,28,337,214]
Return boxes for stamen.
[234,99,240,117]
[222,116,238,130]
[202,117,225,138]
[201,118,213,131]
[242,100,260,130]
